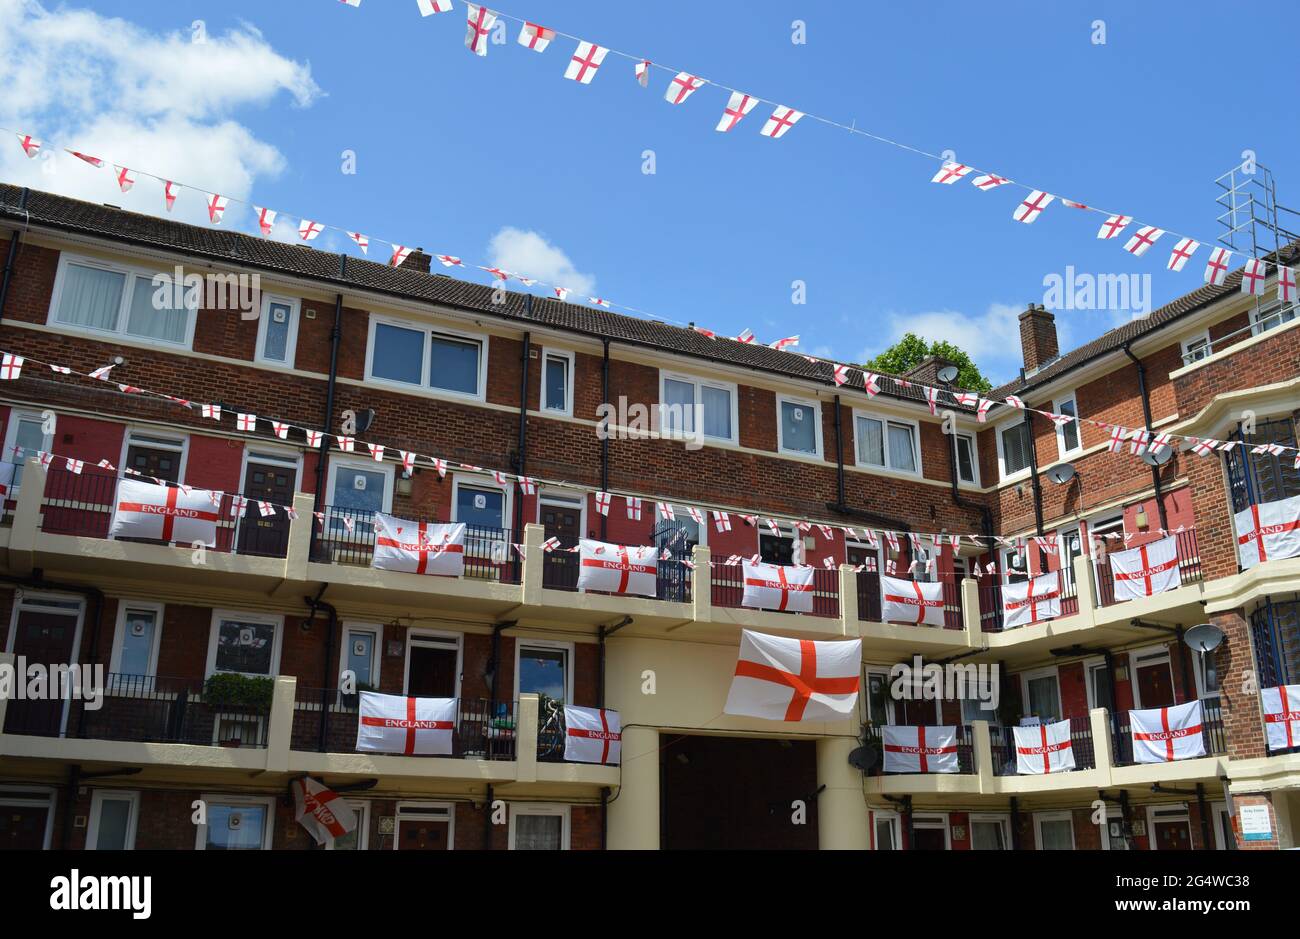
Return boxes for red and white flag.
[1279,265,1298,304]
[863,372,880,397]
[1123,225,1163,257]
[0,353,23,380]
[1001,571,1062,628]
[741,560,814,613]
[236,413,257,432]
[347,232,369,254]
[635,59,651,87]
[577,539,658,597]
[716,91,758,132]
[594,491,610,516]
[17,134,40,158]
[356,691,455,755]
[665,72,704,105]
[417,0,454,13]
[373,513,465,577]
[970,172,1010,190]
[760,106,803,139]
[1013,190,1053,224]
[254,206,277,237]
[656,501,675,521]
[713,510,731,532]
[1106,425,1128,453]
[723,629,860,722]
[1130,700,1206,763]
[880,574,944,626]
[109,480,220,546]
[291,777,358,846]
[464,4,497,56]
[1013,718,1076,774]
[882,724,958,773]
[390,245,413,267]
[112,165,135,192]
[298,219,324,241]
[1110,535,1179,600]
[734,328,755,344]
[1204,247,1232,285]
[518,22,554,51]
[163,180,178,212]
[924,386,940,415]
[1097,214,1131,240]
[68,150,104,167]
[1262,685,1300,752]
[206,193,228,224]
[1241,257,1269,295]
[564,41,608,83]
[1167,237,1199,272]
[1234,494,1300,569]
[769,335,799,352]
[564,705,621,764]
[930,162,972,184]
[625,496,642,521]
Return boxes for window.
[1058,527,1082,597]
[515,640,572,704]
[1022,668,1062,723]
[255,294,300,366]
[1251,297,1297,336]
[873,812,900,850]
[854,412,919,474]
[1003,546,1028,584]
[1181,333,1211,364]
[1035,812,1075,850]
[658,373,736,443]
[327,801,370,851]
[509,804,570,850]
[86,790,139,850]
[1085,659,1113,713]
[961,695,996,725]
[49,256,195,347]
[326,458,394,517]
[2,411,52,489]
[1054,395,1081,456]
[969,814,1010,850]
[1101,811,1131,850]
[366,316,486,399]
[955,433,978,485]
[777,395,821,457]
[205,610,284,678]
[109,602,163,678]
[1194,648,1220,701]
[542,350,574,415]
[865,670,891,727]
[998,419,1033,479]
[196,796,276,850]
[341,623,383,690]
[453,477,510,531]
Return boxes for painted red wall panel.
[184,435,244,493]
[1059,661,1089,719]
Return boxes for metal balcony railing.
[710,563,840,619]
[538,533,694,603]
[1095,529,1203,608]
[989,715,1097,776]
[1112,697,1226,766]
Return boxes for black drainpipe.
[1122,342,1168,530]
[600,338,610,540]
[513,324,531,565]
[1102,649,1122,752]
[833,395,845,507]
[1195,782,1212,850]
[1025,410,1045,537]
[484,783,495,849]
[1009,796,1021,849]
[312,255,347,514]
[304,588,338,753]
[0,188,30,324]
[597,616,631,850]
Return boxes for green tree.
[864,333,993,392]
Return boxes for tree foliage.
[864,333,993,392]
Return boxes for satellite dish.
[1046,463,1076,485]
[937,365,960,384]
[848,746,879,772]
[1184,623,1225,654]
[1141,447,1173,467]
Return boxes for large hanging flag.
[1129,700,1206,763]
[563,705,621,764]
[1013,718,1076,774]
[465,4,497,56]
[356,691,455,755]
[109,480,220,546]
[879,574,944,626]
[882,724,958,773]
[518,22,554,51]
[291,777,358,846]
[741,560,814,613]
[564,41,608,83]
[1234,494,1300,569]
[665,72,704,105]
[373,513,465,577]
[723,629,861,722]
[716,91,758,132]
[1262,685,1300,752]
[577,539,658,597]
[1110,535,1180,600]
[1000,571,1062,628]
[760,106,803,139]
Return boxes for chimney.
[402,247,432,274]
[1018,303,1059,373]
[903,354,959,387]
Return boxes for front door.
[899,699,938,727]
[911,825,947,850]
[238,458,295,556]
[1153,819,1193,851]
[541,502,581,589]
[1136,659,1175,708]
[0,806,50,850]
[406,638,457,698]
[3,601,81,736]
[396,813,451,850]
[847,545,881,621]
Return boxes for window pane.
[781,401,816,453]
[372,323,424,385]
[875,820,896,850]
[519,647,567,703]
[333,806,363,850]
[124,276,187,343]
[456,485,505,529]
[429,334,480,395]
[206,804,266,850]
[1027,676,1060,722]
[1040,819,1073,850]
[1089,664,1112,711]
[262,302,292,362]
[1002,423,1031,474]
[662,379,695,435]
[857,417,884,466]
[332,467,386,515]
[515,814,562,850]
[214,620,276,675]
[543,356,567,411]
[887,423,916,472]
[118,610,157,675]
[971,821,1005,850]
[55,263,124,331]
[347,631,376,687]
[701,385,731,439]
[957,436,975,483]
[93,798,132,850]
[866,673,889,725]
[1058,399,1080,451]
[11,418,47,488]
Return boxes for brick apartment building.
[0,182,1296,851]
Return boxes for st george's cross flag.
[1000,571,1062,628]
[563,705,621,764]
[723,629,861,722]
[1234,494,1300,569]
[1013,718,1076,774]
[882,724,958,773]
[372,513,465,577]
[577,539,659,597]
[741,560,814,613]
[356,691,456,755]
[1110,535,1180,600]
[1130,700,1206,763]
[879,574,944,626]
[109,479,220,546]
[1262,685,1300,752]
[291,777,358,846]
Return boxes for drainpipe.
[1102,649,1122,750]
[484,783,495,849]
[486,620,514,707]
[833,395,845,507]
[0,188,29,324]
[1175,625,1193,703]
[1009,796,1021,850]
[1195,782,1212,850]
[513,325,531,553]
[947,429,996,572]
[304,588,338,753]
[1025,410,1045,537]
[597,616,631,850]
[312,255,347,514]
[1122,342,1168,530]
[601,338,610,540]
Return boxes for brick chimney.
[1018,303,1059,373]
[903,354,959,387]
[402,248,432,274]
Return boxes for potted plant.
[203,673,275,712]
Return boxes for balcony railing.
[1113,697,1226,766]
[538,533,694,602]
[980,573,1078,633]
[989,715,1097,776]
[1095,529,1203,608]
[710,563,840,619]
[859,723,976,776]
[309,505,520,584]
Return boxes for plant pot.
[219,739,242,748]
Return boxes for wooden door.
[406,643,457,698]
[1136,660,1175,708]
[396,817,451,850]
[0,806,49,850]
[238,459,294,556]
[1154,820,1192,851]
[911,826,947,850]
[541,502,580,589]
[4,607,79,736]
[124,444,181,483]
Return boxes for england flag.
[1234,495,1300,569]
[723,629,860,722]
[109,479,220,546]
[1262,685,1300,752]
[741,560,814,613]
[356,691,456,755]
[577,539,659,597]
[564,705,621,764]
[1129,700,1206,763]
[1110,535,1180,600]
[1000,571,1062,628]
[1012,718,1076,774]
[882,724,958,773]
[879,575,944,626]
[372,513,465,577]
[291,777,358,846]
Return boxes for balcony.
[1112,697,1227,766]
[712,562,839,619]
[989,715,1097,775]
[1095,529,1204,607]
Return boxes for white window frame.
[1128,644,1173,709]
[954,431,980,486]
[340,621,385,690]
[2,408,53,491]
[996,416,1034,483]
[325,456,395,514]
[1101,808,1130,850]
[541,348,576,417]
[911,812,951,849]
[403,628,463,699]
[364,314,488,401]
[204,609,285,679]
[86,789,141,850]
[195,794,277,850]
[852,408,922,476]
[968,812,1012,850]
[513,638,575,704]
[326,800,371,851]
[1033,811,1076,850]
[108,600,165,679]
[1250,297,1297,336]
[1020,666,1063,723]
[1145,803,1192,851]
[508,803,571,850]
[1193,646,1220,702]
[872,810,901,850]
[47,253,198,349]
[451,473,512,531]
[776,393,823,459]
[657,371,740,445]
[117,428,189,486]
[1053,394,1082,458]
[1181,332,1212,364]
[0,785,57,850]
[253,293,301,368]
[1083,655,1112,712]
[1210,801,1232,851]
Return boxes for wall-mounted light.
[1135,507,1149,530]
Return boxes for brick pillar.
[1211,608,1268,761]
[1182,455,1239,581]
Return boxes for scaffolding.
[1214,161,1300,329]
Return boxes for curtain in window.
[124,277,187,343]
[1039,819,1073,850]
[56,264,125,331]
[701,385,731,439]
[662,379,695,434]
[1027,677,1060,721]
[887,424,916,471]
[514,814,562,850]
[971,821,1005,850]
[857,417,883,465]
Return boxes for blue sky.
[1,0,1295,383]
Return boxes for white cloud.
[864,302,1026,384]
[488,227,596,295]
[0,0,320,230]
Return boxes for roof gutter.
[1121,341,1169,529]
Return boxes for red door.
[1136,661,1175,708]
[396,817,451,850]
[1154,820,1192,850]
[911,827,947,850]
[3,605,80,736]
[0,806,50,850]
